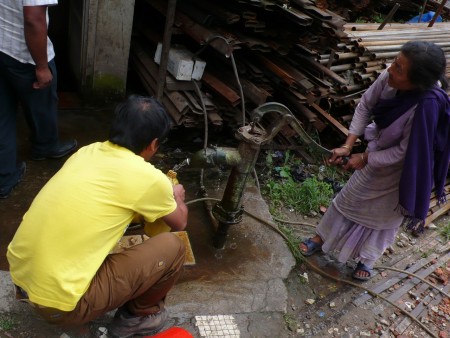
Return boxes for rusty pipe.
[378,3,400,30]
[428,0,448,28]
[190,147,241,168]
[209,103,294,248]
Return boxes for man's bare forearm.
[23,5,48,69]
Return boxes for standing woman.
[300,41,450,281]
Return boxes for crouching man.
[7,95,188,338]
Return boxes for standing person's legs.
[41,232,186,328]
[12,59,59,154]
[5,56,76,159]
[0,52,26,197]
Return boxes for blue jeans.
[0,51,59,187]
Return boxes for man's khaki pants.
[32,232,186,326]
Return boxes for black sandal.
[352,262,372,281]
[300,238,322,256]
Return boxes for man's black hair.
[109,95,172,154]
[401,41,448,91]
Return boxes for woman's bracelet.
[361,152,367,164]
[340,144,352,150]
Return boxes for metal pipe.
[363,60,386,67]
[207,103,294,248]
[356,32,450,41]
[333,52,360,60]
[345,22,431,31]
[371,51,398,59]
[350,98,361,107]
[356,55,374,63]
[378,3,400,30]
[428,0,448,27]
[340,84,366,93]
[361,41,450,52]
[358,37,450,47]
[418,0,428,23]
[357,72,377,81]
[364,76,376,84]
[156,0,177,101]
[348,27,450,38]
[330,64,353,72]
[190,147,242,168]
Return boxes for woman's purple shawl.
[372,86,450,233]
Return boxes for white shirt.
[0,0,57,64]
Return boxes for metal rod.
[378,3,400,30]
[358,36,450,47]
[428,0,448,27]
[156,0,177,100]
[418,0,428,23]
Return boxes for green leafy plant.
[371,13,385,23]
[296,177,334,214]
[262,151,335,215]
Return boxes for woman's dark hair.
[401,41,448,91]
[109,95,172,154]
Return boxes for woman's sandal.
[352,261,373,281]
[300,238,322,256]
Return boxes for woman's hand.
[328,146,351,166]
[343,152,368,170]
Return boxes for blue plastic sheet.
[407,11,442,23]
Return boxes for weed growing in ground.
[296,177,334,215]
[278,224,303,262]
[439,222,450,242]
[0,315,16,331]
[283,313,298,332]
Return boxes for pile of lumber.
[130,0,450,144]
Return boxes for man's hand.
[33,65,53,89]
[173,184,185,203]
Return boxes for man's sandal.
[352,262,373,281]
[300,238,322,256]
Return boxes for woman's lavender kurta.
[317,70,415,267]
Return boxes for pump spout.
[189,147,241,168]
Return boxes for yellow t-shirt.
[7,141,176,311]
